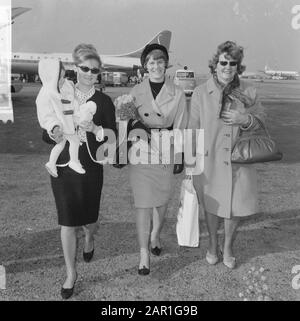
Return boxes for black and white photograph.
[1,0,300,306]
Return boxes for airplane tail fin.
[0,7,31,30]
[112,30,172,58]
[12,7,31,22]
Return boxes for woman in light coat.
[188,41,265,268]
[128,44,188,275]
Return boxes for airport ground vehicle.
[101,71,114,86]
[101,71,128,86]
[112,72,128,86]
[174,67,196,97]
[10,81,23,93]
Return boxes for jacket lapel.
[135,78,176,115]
[133,79,152,107]
[206,77,223,117]
[155,78,176,107]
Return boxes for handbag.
[176,176,199,247]
[231,117,283,164]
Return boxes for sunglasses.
[218,61,238,67]
[77,65,100,74]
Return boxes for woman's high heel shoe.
[206,251,219,265]
[138,249,150,275]
[221,248,236,269]
[83,239,94,263]
[138,266,150,275]
[150,238,162,256]
[83,248,94,263]
[150,246,162,256]
[61,274,77,300]
[223,256,236,269]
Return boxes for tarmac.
[0,80,300,301]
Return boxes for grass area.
[0,83,300,301]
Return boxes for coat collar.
[206,76,223,117]
[206,76,220,95]
[206,75,246,94]
[138,77,176,107]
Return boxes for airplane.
[10,8,171,75]
[12,30,171,74]
[0,9,30,122]
[262,65,299,80]
[0,7,31,30]
[9,7,171,93]
[240,71,264,80]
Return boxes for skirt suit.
[43,90,116,226]
[129,78,188,208]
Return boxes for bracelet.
[95,126,104,142]
[240,114,254,130]
[51,125,59,133]
[48,131,56,140]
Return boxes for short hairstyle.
[208,41,246,75]
[72,43,102,67]
[144,49,169,70]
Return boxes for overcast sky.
[11,0,300,74]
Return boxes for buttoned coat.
[129,77,188,163]
[188,77,265,218]
[127,77,188,208]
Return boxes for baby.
[36,58,96,177]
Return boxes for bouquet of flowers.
[113,94,151,169]
[114,94,141,121]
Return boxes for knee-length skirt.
[50,144,103,227]
[129,164,174,208]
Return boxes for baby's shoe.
[45,162,58,178]
[68,161,86,174]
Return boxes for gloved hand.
[173,163,184,174]
[113,140,132,169]
[173,153,184,174]
[127,119,151,142]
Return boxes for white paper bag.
[176,176,199,247]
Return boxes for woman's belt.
[148,125,173,131]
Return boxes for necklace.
[75,86,95,143]
[75,86,95,105]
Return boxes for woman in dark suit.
[38,44,116,299]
